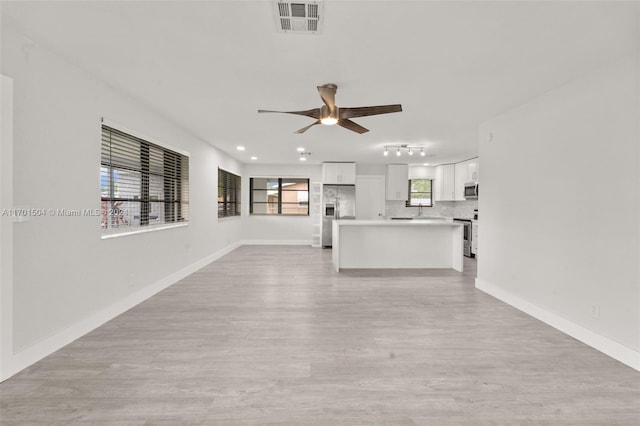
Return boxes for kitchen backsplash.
[386,200,478,219]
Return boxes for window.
[218,168,241,218]
[101,125,189,234]
[406,179,433,207]
[250,178,309,215]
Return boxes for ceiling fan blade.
[258,108,321,119]
[294,120,321,134]
[337,118,369,134]
[317,84,337,110]
[339,104,403,119]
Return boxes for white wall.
[1,23,243,379]
[241,164,321,244]
[477,54,640,369]
[1,75,15,380]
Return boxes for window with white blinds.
[100,125,189,234]
[218,168,241,218]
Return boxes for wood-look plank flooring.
[1,246,639,425]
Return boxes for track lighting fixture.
[383,144,426,158]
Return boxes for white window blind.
[101,125,189,234]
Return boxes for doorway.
[355,175,385,220]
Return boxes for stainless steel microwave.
[464,182,478,199]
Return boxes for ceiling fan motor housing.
[320,104,338,125]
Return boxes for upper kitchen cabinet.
[454,162,467,200]
[322,162,356,185]
[386,164,409,200]
[454,157,480,200]
[434,164,455,201]
[467,158,479,182]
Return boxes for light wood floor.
[1,246,639,425]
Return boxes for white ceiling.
[2,1,638,166]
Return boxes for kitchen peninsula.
[332,220,464,272]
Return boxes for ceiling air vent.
[273,1,323,34]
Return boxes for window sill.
[101,222,188,239]
[218,215,241,221]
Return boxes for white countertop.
[334,219,462,227]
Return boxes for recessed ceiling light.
[423,163,430,166]
[297,147,305,152]
[299,157,307,161]
[250,156,258,160]
[237,146,245,151]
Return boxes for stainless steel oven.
[454,218,473,258]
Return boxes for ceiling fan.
[258,83,402,134]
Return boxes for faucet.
[418,204,423,216]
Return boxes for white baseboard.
[0,241,242,382]
[241,239,312,246]
[476,278,640,372]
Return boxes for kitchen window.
[406,179,433,207]
[250,178,309,215]
[218,168,241,218]
[101,124,189,235]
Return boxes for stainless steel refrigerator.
[322,185,356,247]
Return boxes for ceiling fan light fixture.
[320,117,338,125]
[383,148,388,156]
[320,104,338,125]
[396,148,401,157]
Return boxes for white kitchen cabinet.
[322,162,356,184]
[434,164,455,201]
[385,164,409,200]
[468,158,479,182]
[453,157,480,200]
[454,162,467,200]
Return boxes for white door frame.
[1,74,14,381]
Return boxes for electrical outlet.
[590,305,600,319]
